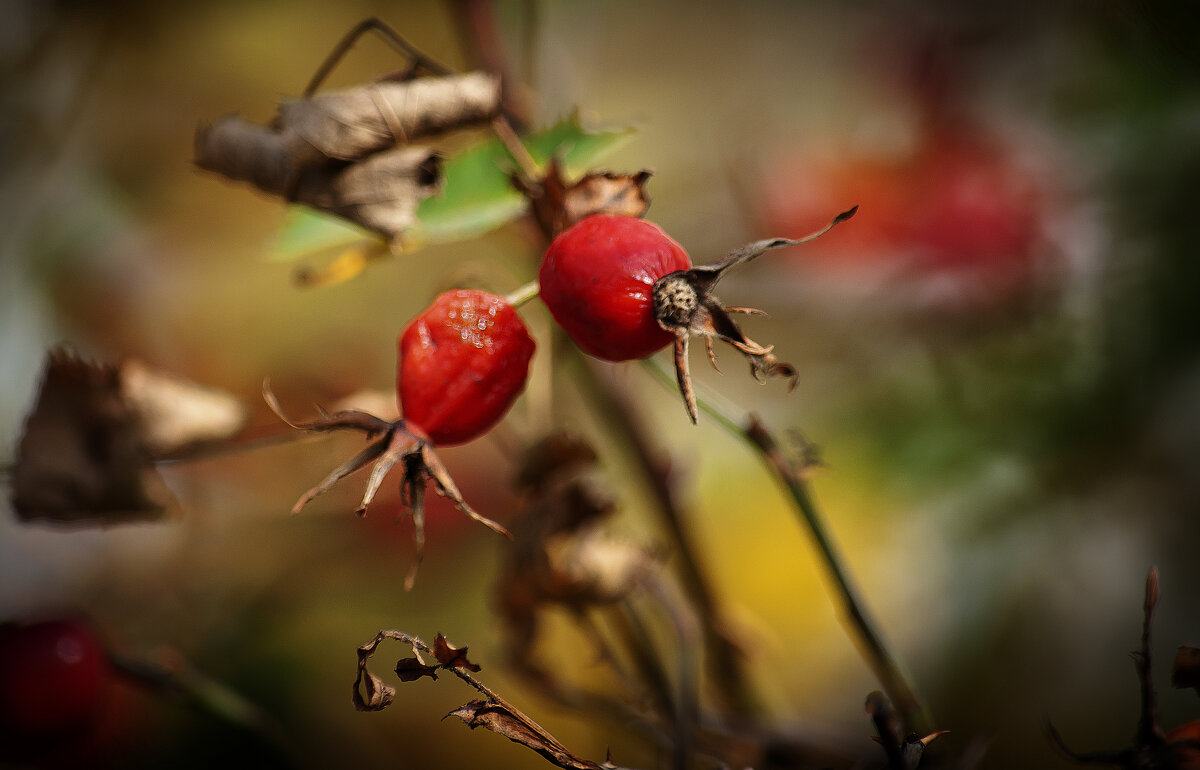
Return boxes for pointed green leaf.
[409,115,634,245]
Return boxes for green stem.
[504,279,541,308]
[640,358,931,735]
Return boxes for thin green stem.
[504,279,541,308]
[640,357,931,735]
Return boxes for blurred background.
[2,0,1199,767]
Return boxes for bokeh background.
[2,1,1199,768]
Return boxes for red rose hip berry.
[539,214,692,361]
[399,289,536,446]
[539,209,855,423]
[0,618,111,740]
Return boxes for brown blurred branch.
[578,358,763,719]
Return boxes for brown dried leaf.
[524,158,652,238]
[1174,646,1200,695]
[513,431,599,494]
[561,169,651,228]
[544,530,651,604]
[194,116,297,196]
[395,657,440,682]
[291,146,442,242]
[433,633,481,672]
[119,359,247,459]
[196,120,442,241]
[446,700,601,770]
[277,72,501,162]
[353,666,397,711]
[11,349,174,525]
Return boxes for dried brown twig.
[354,630,611,770]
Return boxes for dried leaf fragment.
[120,358,247,459]
[395,657,440,682]
[197,70,503,243]
[520,157,652,238]
[277,72,501,162]
[353,667,397,711]
[196,120,442,242]
[11,349,176,525]
[433,633,481,672]
[446,700,601,770]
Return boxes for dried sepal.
[519,157,652,239]
[263,382,510,589]
[651,207,855,423]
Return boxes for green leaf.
[269,206,377,262]
[410,115,634,245]
[269,115,634,263]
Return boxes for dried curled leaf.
[521,157,652,238]
[11,350,176,525]
[197,71,503,244]
[196,121,442,242]
[395,657,440,682]
[277,72,501,162]
[433,633,481,672]
[353,667,397,711]
[446,700,602,770]
[120,358,247,458]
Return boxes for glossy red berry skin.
[398,289,535,447]
[539,214,692,361]
[0,619,110,739]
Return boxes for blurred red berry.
[1168,719,1200,769]
[539,214,692,361]
[0,619,111,743]
[398,289,535,446]
[760,131,1048,307]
